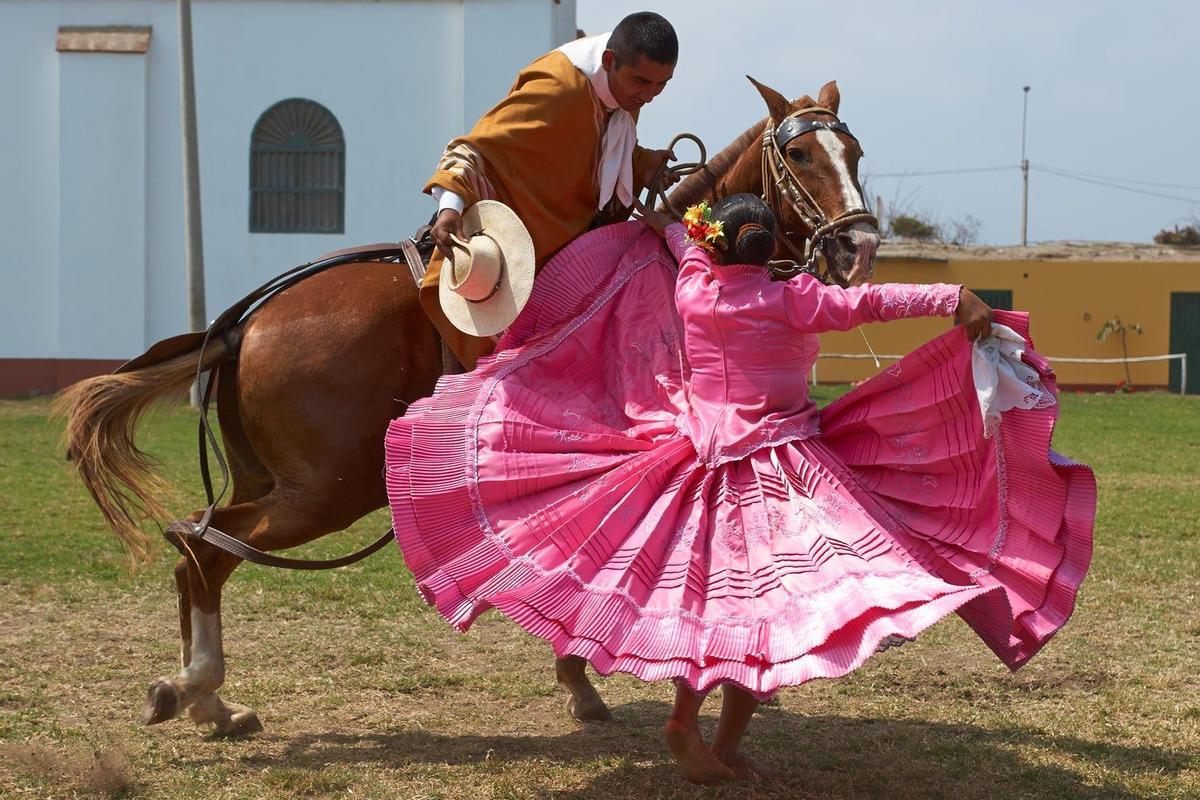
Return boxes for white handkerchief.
[972,324,1056,437]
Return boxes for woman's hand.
[956,288,993,340]
[634,204,675,235]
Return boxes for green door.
[971,289,1014,311]
[1170,292,1200,394]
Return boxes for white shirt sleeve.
[430,186,465,214]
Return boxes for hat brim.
[439,200,536,338]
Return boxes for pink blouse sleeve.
[663,222,691,263]
[780,274,961,333]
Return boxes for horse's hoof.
[214,709,263,738]
[567,692,613,723]
[143,680,180,725]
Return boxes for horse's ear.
[817,80,841,114]
[747,75,792,121]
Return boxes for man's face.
[601,51,675,113]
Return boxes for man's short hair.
[608,12,678,66]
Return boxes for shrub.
[1154,224,1200,246]
[889,214,938,241]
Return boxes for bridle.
[761,106,878,282]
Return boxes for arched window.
[249,99,345,233]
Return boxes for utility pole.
[179,0,206,405]
[1020,85,1030,246]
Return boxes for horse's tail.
[54,335,237,567]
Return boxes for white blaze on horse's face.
[814,129,864,211]
[814,129,879,286]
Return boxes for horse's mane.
[668,118,768,210]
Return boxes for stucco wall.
[816,257,1200,388]
[0,3,62,359]
[0,0,573,378]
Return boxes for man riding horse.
[420,11,680,370]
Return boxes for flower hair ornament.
[682,201,726,251]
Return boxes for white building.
[0,0,577,394]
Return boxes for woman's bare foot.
[663,719,735,784]
[716,750,777,781]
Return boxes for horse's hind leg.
[144,506,258,735]
[148,368,274,735]
[154,555,262,737]
[556,655,613,722]
[144,496,353,736]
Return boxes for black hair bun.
[707,194,778,265]
[735,224,776,265]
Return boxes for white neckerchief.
[556,33,637,210]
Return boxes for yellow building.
[816,242,1200,392]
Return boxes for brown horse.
[58,78,879,737]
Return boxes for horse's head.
[747,77,880,286]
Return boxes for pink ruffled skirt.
[384,225,1095,699]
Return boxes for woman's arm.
[662,222,691,262]
[637,206,692,263]
[780,274,969,333]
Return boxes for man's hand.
[641,148,678,189]
[431,208,465,260]
[956,288,994,341]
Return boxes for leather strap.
[760,108,878,282]
[401,229,431,286]
[775,117,857,149]
[638,132,708,221]
[165,520,395,570]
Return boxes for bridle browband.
[761,106,878,282]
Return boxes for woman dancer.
[384,194,1095,783]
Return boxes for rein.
[639,132,709,221]
[760,106,878,282]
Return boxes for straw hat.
[438,200,535,337]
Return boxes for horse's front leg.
[556,655,612,722]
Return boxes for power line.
[1030,164,1200,191]
[864,161,1199,204]
[866,161,1200,194]
[868,165,1018,178]
[1031,166,1200,204]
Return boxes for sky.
[578,1,1200,245]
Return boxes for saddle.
[117,225,438,376]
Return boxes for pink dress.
[384,221,1095,699]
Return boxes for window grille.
[250,99,344,233]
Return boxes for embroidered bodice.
[664,223,961,466]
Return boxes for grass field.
[1,390,1197,799]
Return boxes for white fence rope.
[813,352,1189,395]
